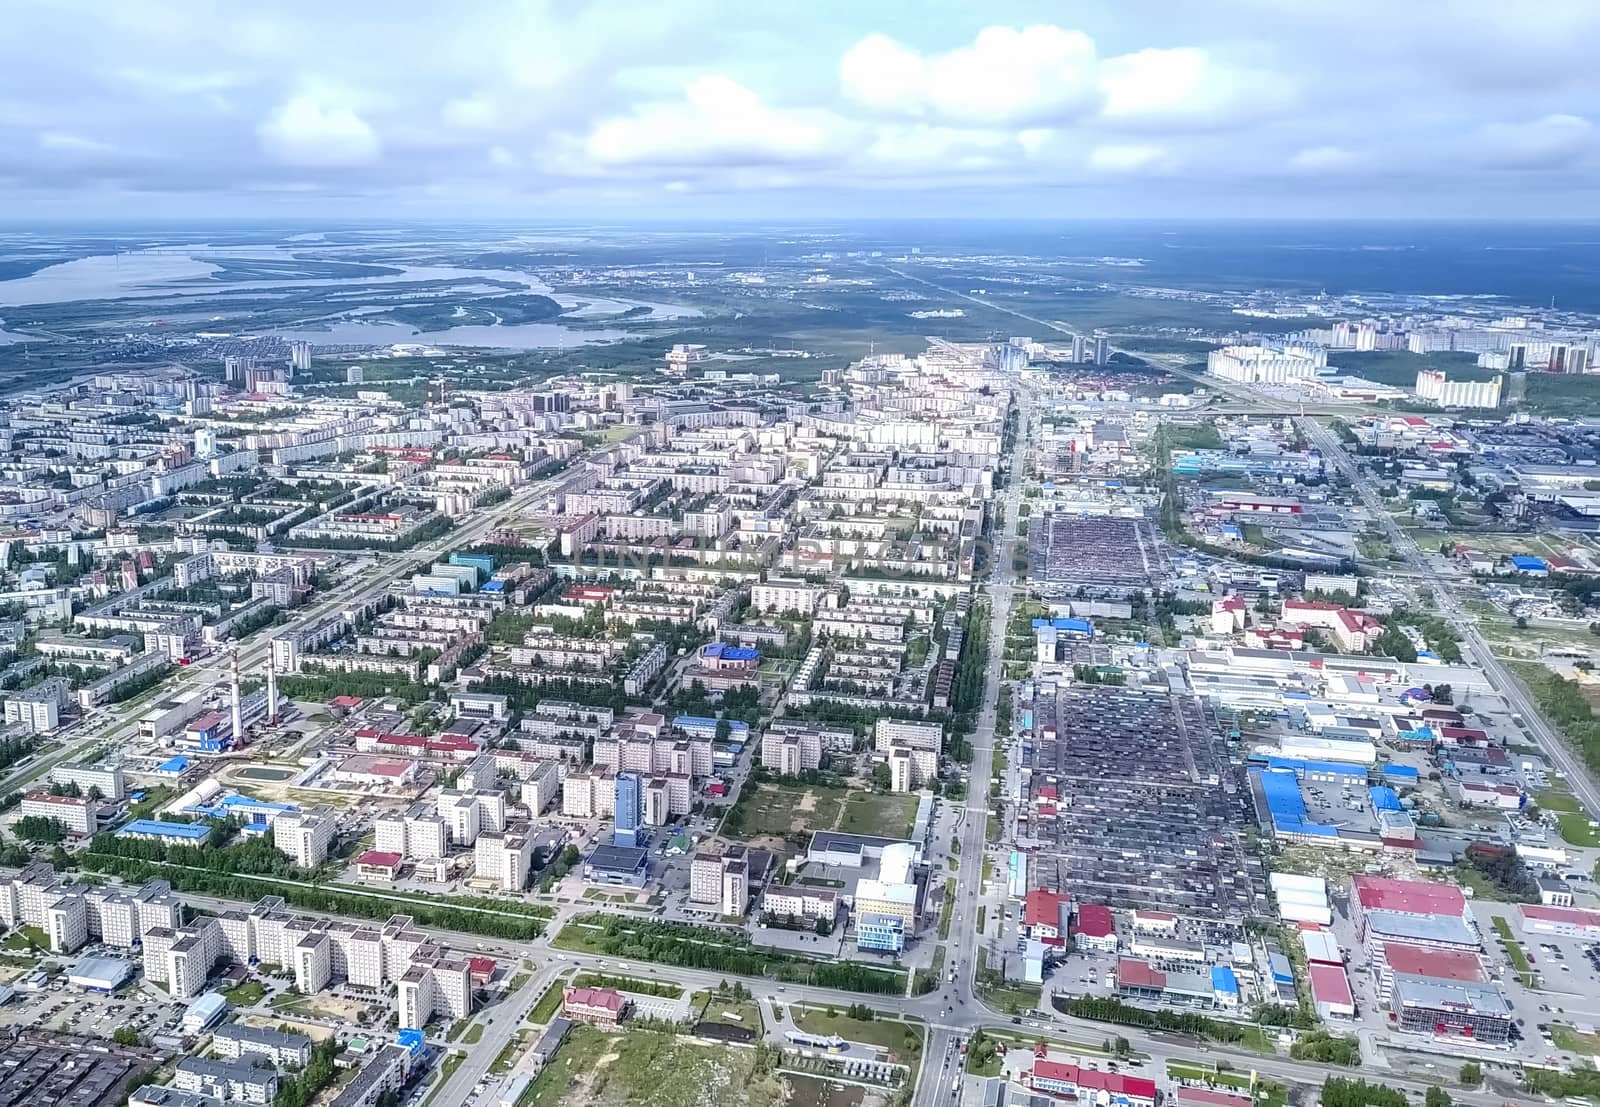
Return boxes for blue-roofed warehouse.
[1369,785,1403,812]
[117,819,212,844]
[1254,767,1338,840]
[1031,617,1094,638]
[673,715,750,741]
[1511,555,1549,574]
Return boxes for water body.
[265,318,637,349]
[0,241,699,321]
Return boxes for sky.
[6,0,1600,221]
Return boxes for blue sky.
[5,0,1600,219]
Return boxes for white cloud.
[257,96,380,167]
[1087,143,1166,173]
[1477,113,1593,169]
[584,76,843,168]
[1290,144,1362,171]
[840,25,1100,125]
[1099,47,1293,127]
[487,145,517,168]
[37,131,116,153]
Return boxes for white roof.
[855,878,915,905]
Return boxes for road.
[914,387,1032,1107]
[1302,416,1600,820]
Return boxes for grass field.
[837,791,919,837]
[690,990,763,1033]
[528,979,567,1025]
[735,782,844,838]
[516,1025,785,1107]
[792,1007,923,1064]
[1552,1024,1600,1056]
[222,981,265,1006]
[572,972,683,999]
[463,1024,485,1045]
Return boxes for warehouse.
[69,956,134,992]
[117,820,214,845]
[1309,963,1355,1020]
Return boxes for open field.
[837,792,919,838]
[517,1025,786,1107]
[733,782,845,839]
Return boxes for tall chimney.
[266,661,279,725]
[229,648,243,743]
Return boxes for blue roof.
[1211,966,1239,994]
[118,819,211,841]
[1268,952,1294,983]
[1511,555,1548,570]
[1267,756,1367,779]
[156,756,189,773]
[1369,786,1403,812]
[1382,764,1420,779]
[1255,767,1338,838]
[673,715,749,734]
[1031,617,1093,633]
[479,580,505,593]
[703,643,759,662]
[396,1029,425,1054]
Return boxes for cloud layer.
[1,0,1597,218]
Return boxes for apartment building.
[19,791,96,836]
[174,1059,278,1106]
[49,761,126,800]
[211,1024,314,1069]
[518,761,562,815]
[436,789,507,847]
[689,848,752,916]
[560,771,615,818]
[751,579,823,615]
[273,806,337,867]
[375,803,449,861]
[474,822,534,892]
[761,886,838,924]
[874,718,942,753]
[760,724,825,774]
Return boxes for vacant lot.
[837,792,919,838]
[522,1025,786,1107]
[735,783,845,839]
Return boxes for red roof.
[1309,963,1354,1008]
[1072,903,1115,938]
[1352,875,1465,917]
[356,850,402,869]
[1175,1090,1252,1107]
[1116,958,1165,989]
[1037,785,1057,800]
[467,956,496,977]
[1522,904,1600,929]
[1033,1059,1157,1101]
[1381,943,1484,982]
[330,696,365,708]
[1024,890,1073,930]
[564,987,625,1013]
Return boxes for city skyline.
[5,0,1600,219]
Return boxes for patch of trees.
[78,853,546,940]
[14,816,67,844]
[564,915,904,995]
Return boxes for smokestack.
[229,648,243,743]
[266,661,279,725]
